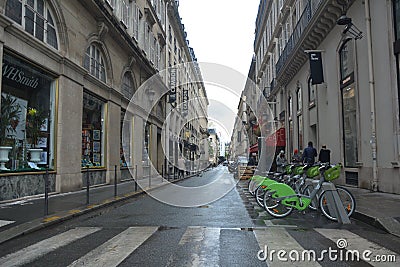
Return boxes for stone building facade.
[0,0,208,201]
[251,0,400,193]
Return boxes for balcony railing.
[276,0,324,75]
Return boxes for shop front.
[0,52,57,200]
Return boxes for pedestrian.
[276,150,287,172]
[247,156,256,166]
[302,141,317,164]
[178,156,185,178]
[318,144,331,164]
[292,149,302,163]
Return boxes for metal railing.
[276,0,324,75]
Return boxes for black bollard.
[44,165,49,216]
[135,165,138,192]
[114,165,117,197]
[86,165,90,204]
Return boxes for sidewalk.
[0,174,399,245]
[0,173,195,245]
[344,186,400,238]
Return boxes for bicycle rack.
[321,182,351,224]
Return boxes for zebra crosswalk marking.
[315,229,399,267]
[168,226,220,267]
[253,228,322,267]
[0,220,15,228]
[0,227,101,267]
[67,226,158,267]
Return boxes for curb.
[353,211,400,238]
[0,175,195,245]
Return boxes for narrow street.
[0,166,398,266]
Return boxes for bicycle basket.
[324,164,342,181]
[284,165,292,174]
[306,166,320,178]
[293,166,304,175]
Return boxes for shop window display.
[82,92,105,168]
[0,53,55,172]
[120,110,132,168]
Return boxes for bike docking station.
[303,178,351,224]
[321,182,351,224]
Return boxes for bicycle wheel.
[319,186,356,221]
[255,186,265,207]
[263,190,293,218]
[248,179,258,196]
[302,184,318,210]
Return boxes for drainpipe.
[364,0,378,191]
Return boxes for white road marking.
[168,226,220,267]
[68,226,158,267]
[0,227,101,267]
[253,228,322,267]
[0,220,15,228]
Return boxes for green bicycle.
[262,163,356,221]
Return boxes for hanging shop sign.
[308,51,324,85]
[168,67,177,103]
[182,88,188,116]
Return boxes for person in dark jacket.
[302,141,317,164]
[318,145,331,163]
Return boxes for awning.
[266,127,286,147]
[249,143,258,153]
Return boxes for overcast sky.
[178,0,260,144]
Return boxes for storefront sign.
[2,63,39,89]
[182,88,188,116]
[168,68,176,103]
[2,54,51,91]
[309,51,324,85]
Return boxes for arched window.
[5,0,58,49]
[296,86,302,112]
[84,44,106,82]
[339,39,358,169]
[121,72,135,100]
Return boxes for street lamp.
[336,1,362,40]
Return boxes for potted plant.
[26,107,47,163]
[0,93,21,170]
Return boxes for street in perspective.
[1,0,400,266]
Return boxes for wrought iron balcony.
[275,0,345,85]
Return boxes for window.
[339,39,354,80]
[121,72,135,99]
[297,114,303,151]
[143,122,151,165]
[339,39,358,167]
[393,0,400,125]
[296,86,302,112]
[5,0,58,49]
[106,0,116,8]
[82,92,106,168]
[394,0,400,38]
[84,44,106,82]
[133,3,141,41]
[120,0,129,27]
[288,95,293,119]
[308,76,316,107]
[1,53,56,172]
[121,110,132,168]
